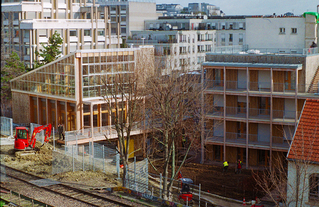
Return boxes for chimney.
[317,5,319,13]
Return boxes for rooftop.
[287,99,319,163]
[202,62,303,70]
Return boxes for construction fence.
[52,142,120,176]
[1,116,13,137]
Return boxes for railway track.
[1,164,134,207]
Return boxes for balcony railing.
[205,80,319,96]
[205,131,290,149]
[206,106,299,122]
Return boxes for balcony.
[206,106,298,124]
[204,80,319,97]
[205,131,289,150]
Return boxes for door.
[237,122,246,139]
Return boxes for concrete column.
[37,96,40,124]
[200,65,205,164]
[246,67,249,169]
[104,6,107,49]
[223,66,226,161]
[295,69,298,127]
[46,98,49,124]
[269,68,273,168]
[90,103,94,137]
[55,100,58,129]
[65,101,68,131]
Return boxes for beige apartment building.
[201,52,319,167]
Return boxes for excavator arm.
[30,124,52,149]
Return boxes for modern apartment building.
[128,15,246,74]
[1,0,122,67]
[97,0,158,39]
[201,52,319,167]
[188,3,221,16]
[129,30,217,74]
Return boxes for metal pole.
[116,151,120,179]
[72,145,75,172]
[76,134,78,160]
[83,145,85,171]
[93,142,95,172]
[103,145,105,173]
[10,118,13,137]
[199,183,201,207]
[53,127,55,151]
[89,141,91,167]
[160,173,162,199]
[134,156,136,190]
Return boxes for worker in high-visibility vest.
[223,161,229,173]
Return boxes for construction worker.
[236,159,243,174]
[58,124,62,140]
[223,161,229,173]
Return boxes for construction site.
[0,119,271,207]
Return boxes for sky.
[155,0,318,16]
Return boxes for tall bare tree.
[145,71,205,199]
[101,48,154,186]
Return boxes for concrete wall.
[128,2,157,36]
[305,54,319,87]
[287,161,319,207]
[246,17,305,49]
[12,92,30,124]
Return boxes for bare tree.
[145,70,205,200]
[253,121,319,207]
[101,48,154,186]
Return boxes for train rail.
[1,164,134,207]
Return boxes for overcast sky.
[155,0,318,16]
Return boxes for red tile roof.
[287,99,319,163]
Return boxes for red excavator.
[178,171,193,203]
[14,124,52,151]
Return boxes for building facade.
[201,53,319,167]
[98,0,158,39]
[10,46,154,133]
[2,0,127,68]
[287,99,319,207]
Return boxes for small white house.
[287,99,319,207]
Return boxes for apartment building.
[188,3,221,16]
[1,0,122,67]
[128,15,246,74]
[201,52,319,167]
[246,13,318,53]
[97,0,158,39]
[128,30,216,74]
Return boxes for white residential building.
[97,0,158,39]
[1,0,121,67]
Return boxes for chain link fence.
[126,158,148,193]
[1,116,13,137]
[52,142,119,175]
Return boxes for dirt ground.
[149,160,265,201]
[0,141,121,188]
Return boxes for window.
[70,30,77,36]
[97,30,104,36]
[84,30,91,36]
[221,22,226,29]
[309,174,319,200]
[121,16,126,22]
[229,34,233,42]
[239,34,243,44]
[291,28,297,34]
[279,27,285,34]
[221,34,225,42]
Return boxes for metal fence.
[52,142,120,175]
[1,116,13,137]
[126,158,148,193]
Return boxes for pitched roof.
[287,99,319,163]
